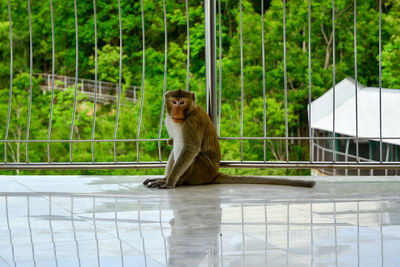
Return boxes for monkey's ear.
[191,92,196,102]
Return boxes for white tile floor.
[0,175,400,267]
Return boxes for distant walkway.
[35,73,140,103]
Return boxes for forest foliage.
[1,0,400,175]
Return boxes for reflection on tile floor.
[0,176,400,266]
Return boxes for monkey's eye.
[172,100,178,105]
[179,101,185,105]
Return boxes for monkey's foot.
[144,178,170,188]
[143,178,165,185]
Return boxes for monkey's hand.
[167,138,173,146]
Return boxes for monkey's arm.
[161,147,199,189]
[165,151,175,176]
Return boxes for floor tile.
[0,175,399,266]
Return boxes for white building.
[309,78,400,175]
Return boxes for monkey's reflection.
[166,188,222,267]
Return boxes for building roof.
[309,78,400,146]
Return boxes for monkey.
[143,89,315,189]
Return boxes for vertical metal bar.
[218,0,222,136]
[354,0,360,176]
[378,0,383,163]
[332,0,336,163]
[308,0,313,163]
[91,0,98,163]
[136,0,146,162]
[283,0,289,162]
[311,128,315,161]
[5,0,13,163]
[385,144,390,175]
[239,0,244,161]
[354,0,359,160]
[205,0,217,127]
[261,0,266,162]
[345,139,349,175]
[6,197,17,267]
[70,0,79,163]
[47,0,55,163]
[26,0,33,163]
[158,0,168,162]
[113,0,123,163]
[185,0,190,91]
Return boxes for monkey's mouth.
[172,117,184,122]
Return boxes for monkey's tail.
[213,172,315,188]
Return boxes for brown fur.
[143,90,315,189]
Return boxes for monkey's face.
[168,97,190,123]
[165,90,196,123]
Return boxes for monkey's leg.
[178,153,218,186]
[159,148,199,189]
[144,152,175,187]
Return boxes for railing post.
[204,0,217,127]
[48,74,51,91]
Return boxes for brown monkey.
[143,89,315,189]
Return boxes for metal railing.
[1,0,400,171]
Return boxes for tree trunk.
[324,45,332,69]
[321,24,333,69]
